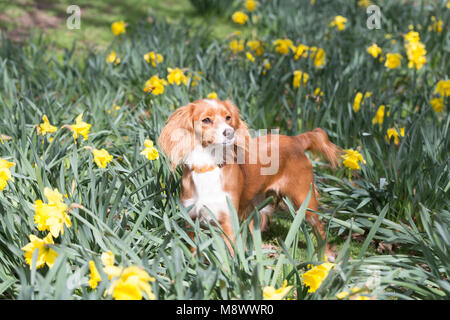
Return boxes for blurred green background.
[0,0,240,50]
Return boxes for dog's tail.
[295,128,341,168]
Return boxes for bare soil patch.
[0,6,62,42]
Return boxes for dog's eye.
[225,116,231,121]
[202,117,212,124]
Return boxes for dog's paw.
[326,248,337,263]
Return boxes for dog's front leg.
[218,213,235,256]
[186,225,196,254]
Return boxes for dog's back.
[237,128,340,261]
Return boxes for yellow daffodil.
[341,149,366,170]
[404,30,420,43]
[111,21,126,36]
[144,51,164,67]
[189,73,202,87]
[88,250,123,289]
[229,39,245,54]
[106,51,120,65]
[101,250,123,279]
[140,139,159,161]
[108,266,156,300]
[33,187,71,238]
[273,39,294,54]
[385,128,405,145]
[293,70,309,88]
[22,233,58,269]
[314,88,324,97]
[430,17,443,33]
[386,33,397,44]
[312,47,326,68]
[434,80,450,97]
[330,15,348,31]
[263,280,293,300]
[372,105,388,125]
[385,53,402,69]
[143,75,167,95]
[293,44,309,60]
[245,0,258,12]
[0,159,15,191]
[367,43,382,59]
[246,51,255,62]
[262,59,271,75]
[38,115,57,136]
[167,68,188,86]
[302,262,335,293]
[207,92,218,99]
[247,40,264,56]
[357,0,372,7]
[88,260,101,289]
[336,286,371,300]
[71,113,91,141]
[107,104,121,116]
[353,92,364,112]
[355,91,372,112]
[101,250,115,267]
[405,41,427,70]
[0,170,10,191]
[430,97,444,113]
[404,30,427,70]
[92,148,113,169]
[232,11,248,25]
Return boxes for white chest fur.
[183,147,230,221]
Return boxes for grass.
[0,0,242,52]
[0,0,448,300]
[263,210,378,262]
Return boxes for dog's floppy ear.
[223,100,250,150]
[158,104,194,169]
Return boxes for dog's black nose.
[223,128,234,138]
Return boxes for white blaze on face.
[202,100,235,145]
[203,99,220,108]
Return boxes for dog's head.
[158,99,249,168]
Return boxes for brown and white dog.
[158,99,340,261]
